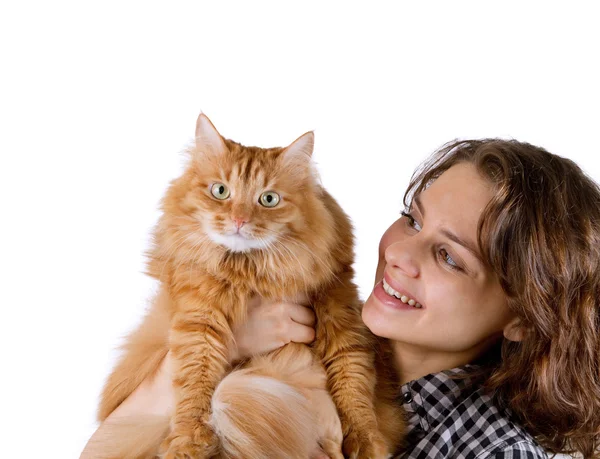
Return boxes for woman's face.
[362,163,516,359]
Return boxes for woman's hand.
[231,296,317,361]
[80,352,175,458]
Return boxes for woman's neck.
[391,337,498,385]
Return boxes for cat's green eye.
[211,183,230,200]
[259,191,280,208]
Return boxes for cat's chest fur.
[166,253,318,330]
[174,247,333,299]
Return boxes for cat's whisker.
[255,229,315,286]
[276,242,309,290]
[253,236,281,282]
[173,243,201,277]
[157,225,203,256]
[264,231,340,302]
[268,239,304,290]
[158,232,194,260]
[160,229,210,278]
[263,235,310,291]
[276,235,342,286]
[156,230,203,281]
[173,236,211,276]
[156,238,190,281]
[255,236,288,281]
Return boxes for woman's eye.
[211,183,230,200]
[401,211,422,231]
[439,248,461,270]
[259,191,280,208]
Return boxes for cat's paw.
[160,425,218,459]
[313,438,344,459]
[342,429,390,459]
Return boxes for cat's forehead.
[224,138,284,158]
[222,138,285,185]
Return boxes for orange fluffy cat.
[98,114,404,458]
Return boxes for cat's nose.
[233,217,248,231]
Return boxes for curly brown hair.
[404,139,600,457]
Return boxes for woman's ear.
[503,316,526,342]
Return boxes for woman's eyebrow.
[414,195,483,264]
[440,228,483,264]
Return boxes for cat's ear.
[195,113,227,157]
[282,131,314,165]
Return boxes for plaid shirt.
[394,365,548,458]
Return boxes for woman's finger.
[288,321,316,344]
[288,302,316,327]
[309,448,330,459]
[246,295,262,311]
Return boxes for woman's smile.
[382,274,423,308]
[372,273,424,312]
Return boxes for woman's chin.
[362,294,394,339]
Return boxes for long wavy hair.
[404,139,600,457]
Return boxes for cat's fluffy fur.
[98,114,404,458]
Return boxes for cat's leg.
[373,340,407,454]
[312,271,390,459]
[160,287,235,459]
[98,286,172,421]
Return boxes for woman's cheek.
[373,253,386,286]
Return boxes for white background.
[1,2,598,458]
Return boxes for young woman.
[82,139,600,458]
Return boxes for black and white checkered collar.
[393,364,547,457]
[397,365,482,434]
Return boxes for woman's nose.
[384,241,420,278]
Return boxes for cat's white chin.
[208,231,274,253]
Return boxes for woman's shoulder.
[465,387,547,458]
[398,367,548,458]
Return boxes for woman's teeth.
[382,278,422,308]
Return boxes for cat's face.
[175,114,316,253]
